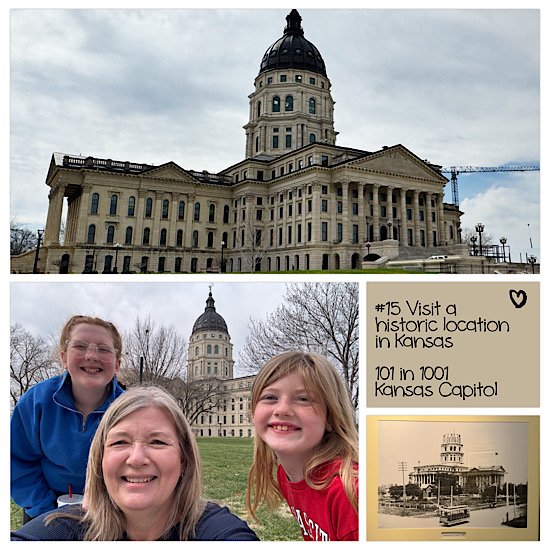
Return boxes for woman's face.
[61,323,120,392]
[102,406,182,521]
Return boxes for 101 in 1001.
[374,365,449,381]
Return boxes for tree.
[435,473,461,496]
[10,324,58,408]
[239,282,359,408]
[236,206,269,273]
[10,219,38,256]
[121,317,188,387]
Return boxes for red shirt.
[277,460,358,541]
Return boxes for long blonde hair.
[48,385,205,540]
[246,351,358,518]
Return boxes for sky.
[376,418,531,485]
[7,2,541,263]
[9,281,289,376]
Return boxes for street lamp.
[32,229,44,274]
[365,241,371,257]
[470,235,478,256]
[113,243,121,273]
[527,255,537,274]
[499,237,507,263]
[387,219,393,240]
[475,223,484,257]
[220,240,226,273]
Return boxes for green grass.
[10,437,301,541]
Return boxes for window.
[178,200,185,220]
[207,231,214,248]
[125,226,133,245]
[87,224,96,244]
[309,97,316,114]
[309,133,316,144]
[352,203,359,216]
[285,134,292,148]
[223,205,230,223]
[285,95,293,111]
[175,257,182,272]
[287,226,292,244]
[256,101,261,117]
[352,224,359,243]
[145,198,153,218]
[321,221,328,242]
[209,204,215,223]
[321,155,329,166]
[194,202,200,221]
[192,230,199,248]
[176,229,183,246]
[158,257,165,273]
[90,193,99,215]
[337,223,342,242]
[337,201,343,214]
[297,223,302,243]
[280,75,287,82]
[295,74,302,82]
[105,225,114,244]
[272,135,279,148]
[109,195,118,216]
[321,199,328,213]
[272,96,280,112]
[160,228,167,246]
[142,227,150,245]
[309,77,316,85]
[162,199,169,219]
[322,185,328,195]
[127,196,136,217]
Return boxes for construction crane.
[441,165,540,206]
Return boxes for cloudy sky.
[8,2,541,262]
[10,280,289,376]
[376,418,531,485]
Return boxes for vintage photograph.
[367,416,539,541]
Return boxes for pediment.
[347,145,445,181]
[144,162,198,183]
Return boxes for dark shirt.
[11,502,259,541]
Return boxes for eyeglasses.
[66,340,118,361]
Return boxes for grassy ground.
[10,437,301,541]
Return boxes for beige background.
[367,282,539,407]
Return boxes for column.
[135,189,147,247]
[358,182,366,243]
[386,185,394,239]
[400,188,408,246]
[341,180,350,243]
[413,189,420,246]
[43,184,66,246]
[372,184,380,241]
[438,192,446,245]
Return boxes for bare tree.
[238,282,359,408]
[237,206,269,272]
[10,324,59,408]
[10,219,38,256]
[121,317,188,387]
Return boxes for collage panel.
[9,281,359,541]
[366,416,540,541]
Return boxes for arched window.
[192,230,199,248]
[207,344,212,354]
[106,225,115,244]
[176,229,183,247]
[142,227,150,245]
[309,133,316,144]
[194,202,200,221]
[195,346,199,357]
[175,257,182,272]
[125,226,133,245]
[159,228,167,246]
[127,196,136,217]
[162,199,169,219]
[87,224,96,244]
[256,101,261,118]
[145,197,153,218]
[308,97,316,114]
[223,205,230,224]
[109,195,118,215]
[285,95,293,111]
[272,96,280,113]
[207,231,214,248]
[209,204,215,222]
[178,200,185,220]
[214,345,219,354]
[90,193,99,215]
[222,231,228,247]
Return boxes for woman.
[11,315,125,521]
[12,386,258,541]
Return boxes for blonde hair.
[48,385,205,540]
[59,314,123,359]
[246,351,358,519]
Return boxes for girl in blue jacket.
[11,315,125,521]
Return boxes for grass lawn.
[10,437,301,541]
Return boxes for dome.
[192,291,228,335]
[259,9,327,77]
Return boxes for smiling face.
[61,323,121,392]
[102,406,182,523]
[253,370,329,479]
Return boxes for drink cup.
[57,494,83,507]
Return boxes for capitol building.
[12,9,463,274]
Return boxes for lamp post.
[32,229,44,273]
[365,241,371,257]
[527,255,537,274]
[499,237,507,263]
[220,240,226,273]
[113,243,121,273]
[470,235,478,256]
[387,219,393,240]
[475,223,484,257]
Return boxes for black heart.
[509,290,527,309]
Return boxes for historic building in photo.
[409,432,506,496]
[12,9,463,274]
[187,290,255,438]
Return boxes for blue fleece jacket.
[11,373,125,518]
